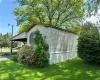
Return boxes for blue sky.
[0,0,19,35]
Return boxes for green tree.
[81,22,98,34]
[0,36,4,52]
[78,22,100,64]
[19,24,29,33]
[14,0,84,33]
[0,34,8,52]
[33,30,49,67]
[84,0,100,16]
[0,33,17,52]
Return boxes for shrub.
[12,52,18,55]
[10,55,18,61]
[33,30,49,67]
[18,45,34,65]
[77,25,100,64]
[0,52,10,56]
[18,30,49,67]
[32,52,49,67]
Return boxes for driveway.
[0,55,11,61]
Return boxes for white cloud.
[86,16,99,23]
[85,9,100,24]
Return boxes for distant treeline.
[0,33,17,48]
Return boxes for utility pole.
[12,25,13,37]
[8,24,13,55]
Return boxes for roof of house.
[24,23,77,34]
[11,23,77,41]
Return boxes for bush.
[0,52,10,56]
[18,30,49,67]
[10,56,18,61]
[33,30,49,67]
[18,45,49,67]
[77,25,100,64]
[12,52,18,55]
[18,45,34,65]
[32,53,49,67]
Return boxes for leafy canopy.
[0,33,11,48]
[14,0,84,33]
[18,24,29,33]
[84,0,100,16]
[78,22,100,64]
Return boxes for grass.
[0,48,18,53]
[0,48,18,57]
[0,58,100,80]
[0,52,17,57]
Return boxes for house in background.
[11,23,78,64]
[17,42,24,48]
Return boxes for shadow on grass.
[0,52,17,56]
[0,58,100,80]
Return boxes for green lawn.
[0,48,18,56]
[0,58,100,80]
[0,48,18,53]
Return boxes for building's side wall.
[48,27,78,64]
[27,25,49,46]
[27,25,78,64]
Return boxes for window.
[29,32,35,45]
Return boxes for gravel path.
[0,55,11,61]
[0,57,9,61]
